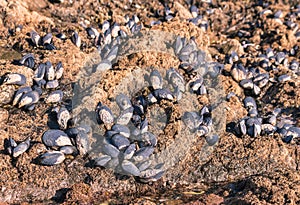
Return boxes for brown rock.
[221,39,244,55]
[0,48,22,61]
[152,19,209,50]
[0,85,15,106]
[2,0,54,27]
[0,108,8,124]
[204,194,224,205]
[173,2,193,20]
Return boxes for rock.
[0,48,22,61]
[0,108,9,124]
[221,39,244,56]
[2,0,54,27]
[0,85,15,106]
[173,2,193,19]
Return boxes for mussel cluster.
[1,1,299,186]
[89,59,219,182]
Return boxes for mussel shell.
[19,53,35,68]
[102,143,120,158]
[18,91,39,108]
[149,70,163,89]
[244,97,257,110]
[2,73,26,86]
[123,143,136,159]
[153,89,174,101]
[86,27,99,39]
[205,135,219,146]
[46,80,59,89]
[42,33,53,45]
[42,129,72,147]
[96,104,114,124]
[60,145,78,155]
[76,131,90,155]
[30,31,41,46]
[116,107,134,125]
[111,134,130,150]
[111,124,130,138]
[132,146,154,162]
[139,168,164,182]
[121,160,141,176]
[57,107,70,130]
[38,151,65,165]
[45,90,63,104]
[94,155,111,167]
[34,63,46,82]
[55,62,64,80]
[45,61,55,81]
[12,138,30,158]
[116,94,132,110]
[71,31,81,47]
[12,86,32,106]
